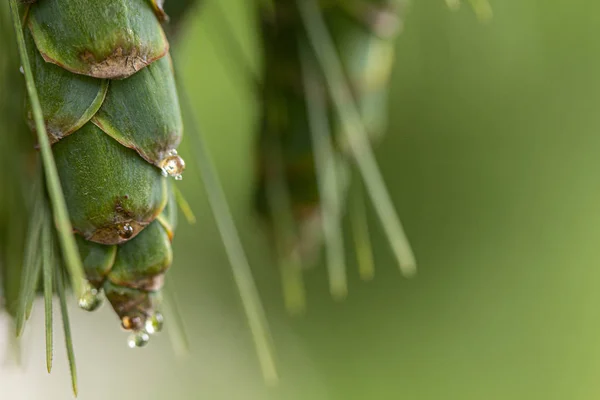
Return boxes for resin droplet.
[145,312,164,335]
[118,223,134,240]
[78,287,104,312]
[127,331,150,348]
[121,315,144,331]
[159,150,185,180]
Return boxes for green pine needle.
[297,0,417,277]
[278,255,306,315]
[41,209,55,373]
[350,178,375,281]
[299,40,348,300]
[8,0,86,300]
[172,184,197,225]
[55,266,78,397]
[177,81,279,384]
[24,244,41,321]
[263,131,307,314]
[15,181,43,337]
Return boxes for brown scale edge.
[27,18,171,80]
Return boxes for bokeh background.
[3,0,600,399]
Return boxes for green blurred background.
[3,0,600,399]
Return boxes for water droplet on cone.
[145,312,164,335]
[159,150,186,180]
[78,287,104,312]
[127,331,150,348]
[118,223,134,239]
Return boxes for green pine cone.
[21,0,185,332]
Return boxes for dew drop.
[145,312,164,335]
[19,66,24,74]
[159,150,186,180]
[118,223,134,239]
[127,331,150,348]
[78,287,104,312]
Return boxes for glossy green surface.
[93,55,183,165]
[76,190,175,298]
[28,0,168,79]
[25,30,107,142]
[108,220,172,290]
[53,123,167,245]
[76,236,116,288]
[15,0,182,341]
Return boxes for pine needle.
[8,0,86,299]
[177,81,279,385]
[263,132,307,314]
[24,182,46,322]
[41,209,55,373]
[297,0,417,277]
[277,254,306,315]
[24,242,41,321]
[55,266,78,397]
[299,40,347,300]
[172,184,197,225]
[15,181,43,337]
[349,178,375,281]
